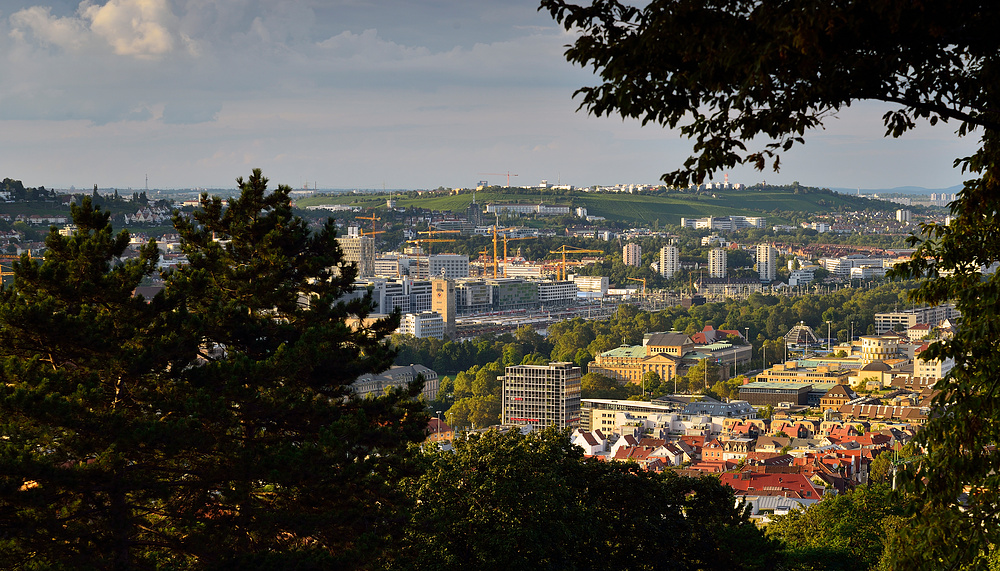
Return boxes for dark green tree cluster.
[766,484,908,571]
[0,170,427,569]
[0,178,56,202]
[389,427,782,571]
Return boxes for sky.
[0,0,980,191]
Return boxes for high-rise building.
[709,248,727,278]
[756,243,777,282]
[659,245,680,278]
[337,226,375,277]
[431,277,456,338]
[502,362,582,429]
[624,243,642,267]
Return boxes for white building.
[756,243,777,282]
[659,245,680,278]
[398,311,444,339]
[896,209,912,223]
[572,275,610,294]
[536,280,579,306]
[352,364,440,401]
[624,243,642,267]
[709,248,727,278]
[680,216,766,230]
[428,254,470,279]
[788,268,815,286]
[502,362,582,429]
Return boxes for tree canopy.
[0,170,427,569]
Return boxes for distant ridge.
[830,184,963,195]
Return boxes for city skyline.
[0,0,980,191]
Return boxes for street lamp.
[436,410,442,440]
[744,327,750,375]
[826,320,832,352]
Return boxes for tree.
[389,427,781,570]
[159,169,428,567]
[767,484,908,571]
[539,4,1000,562]
[0,198,181,569]
[0,171,428,569]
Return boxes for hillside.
[295,185,903,226]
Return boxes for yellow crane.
[627,277,647,299]
[356,214,381,236]
[548,245,605,281]
[418,229,461,239]
[406,238,456,256]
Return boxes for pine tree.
[158,169,428,567]
[0,197,184,569]
[0,171,428,569]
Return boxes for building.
[427,254,470,279]
[536,280,579,307]
[337,227,376,277]
[896,209,912,223]
[502,362,582,429]
[624,243,642,267]
[756,243,777,282]
[708,248,727,278]
[352,364,440,401]
[431,277,456,337]
[660,245,680,278]
[485,203,571,216]
[572,275,609,295]
[788,268,815,286]
[695,277,765,299]
[739,382,813,406]
[874,304,960,334]
[680,216,766,230]
[398,311,445,339]
[353,277,433,315]
[588,346,683,385]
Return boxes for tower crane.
[548,245,605,281]
[477,171,519,187]
[356,214,381,236]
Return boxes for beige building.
[755,361,852,385]
[709,248,727,278]
[624,243,642,267]
[337,227,376,277]
[660,245,680,278]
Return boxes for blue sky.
[0,0,979,191]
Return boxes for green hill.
[295,185,900,226]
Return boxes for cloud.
[9,0,179,58]
[8,5,91,50]
[81,0,178,58]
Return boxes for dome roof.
[861,360,892,372]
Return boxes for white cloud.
[81,0,178,58]
[9,5,91,50]
[9,0,179,58]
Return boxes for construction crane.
[627,277,647,300]
[477,171,519,187]
[406,238,456,256]
[356,214,381,236]
[502,234,533,277]
[477,246,494,279]
[548,245,604,281]
[418,229,461,240]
